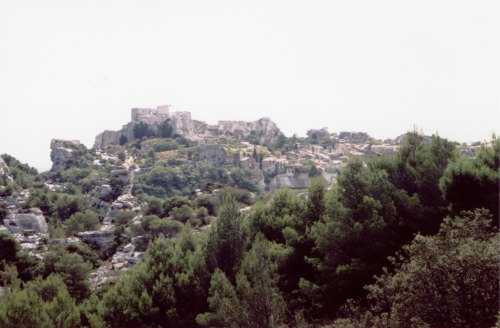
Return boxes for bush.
[117,151,126,162]
[144,197,164,217]
[163,196,191,216]
[224,187,253,206]
[159,120,174,138]
[64,210,100,237]
[149,219,183,238]
[171,205,193,223]
[119,135,128,146]
[133,122,156,139]
[114,211,136,226]
[193,195,218,216]
[230,168,258,192]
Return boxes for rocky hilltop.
[94,105,282,150]
[0,105,494,305]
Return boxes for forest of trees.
[0,133,498,327]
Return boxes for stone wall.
[94,122,135,150]
[131,107,169,125]
[171,111,193,135]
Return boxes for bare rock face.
[192,120,208,134]
[77,226,117,254]
[103,194,140,224]
[50,139,83,171]
[171,111,193,135]
[94,122,135,151]
[216,117,282,145]
[268,175,310,191]
[198,144,227,166]
[0,157,13,183]
[253,118,282,145]
[3,208,49,236]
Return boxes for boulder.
[3,209,48,236]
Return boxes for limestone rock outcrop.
[94,122,135,151]
[216,117,281,145]
[3,208,49,236]
[0,157,13,183]
[102,194,140,225]
[198,144,227,166]
[50,139,83,171]
[77,226,117,254]
[268,175,310,191]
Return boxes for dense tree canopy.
[440,136,499,224]
[0,133,497,327]
[331,209,499,328]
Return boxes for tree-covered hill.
[0,132,498,327]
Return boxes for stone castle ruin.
[94,105,282,150]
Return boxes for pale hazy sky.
[0,0,498,171]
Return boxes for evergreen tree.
[0,275,80,328]
[119,135,128,146]
[53,253,92,302]
[440,136,499,224]
[99,233,209,327]
[333,209,499,328]
[309,133,457,317]
[205,193,244,280]
[159,120,174,138]
[198,235,286,328]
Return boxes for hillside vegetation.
[0,128,498,327]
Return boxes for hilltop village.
[0,105,409,288]
[94,105,402,191]
[0,102,497,328]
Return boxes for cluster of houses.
[237,136,400,188]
